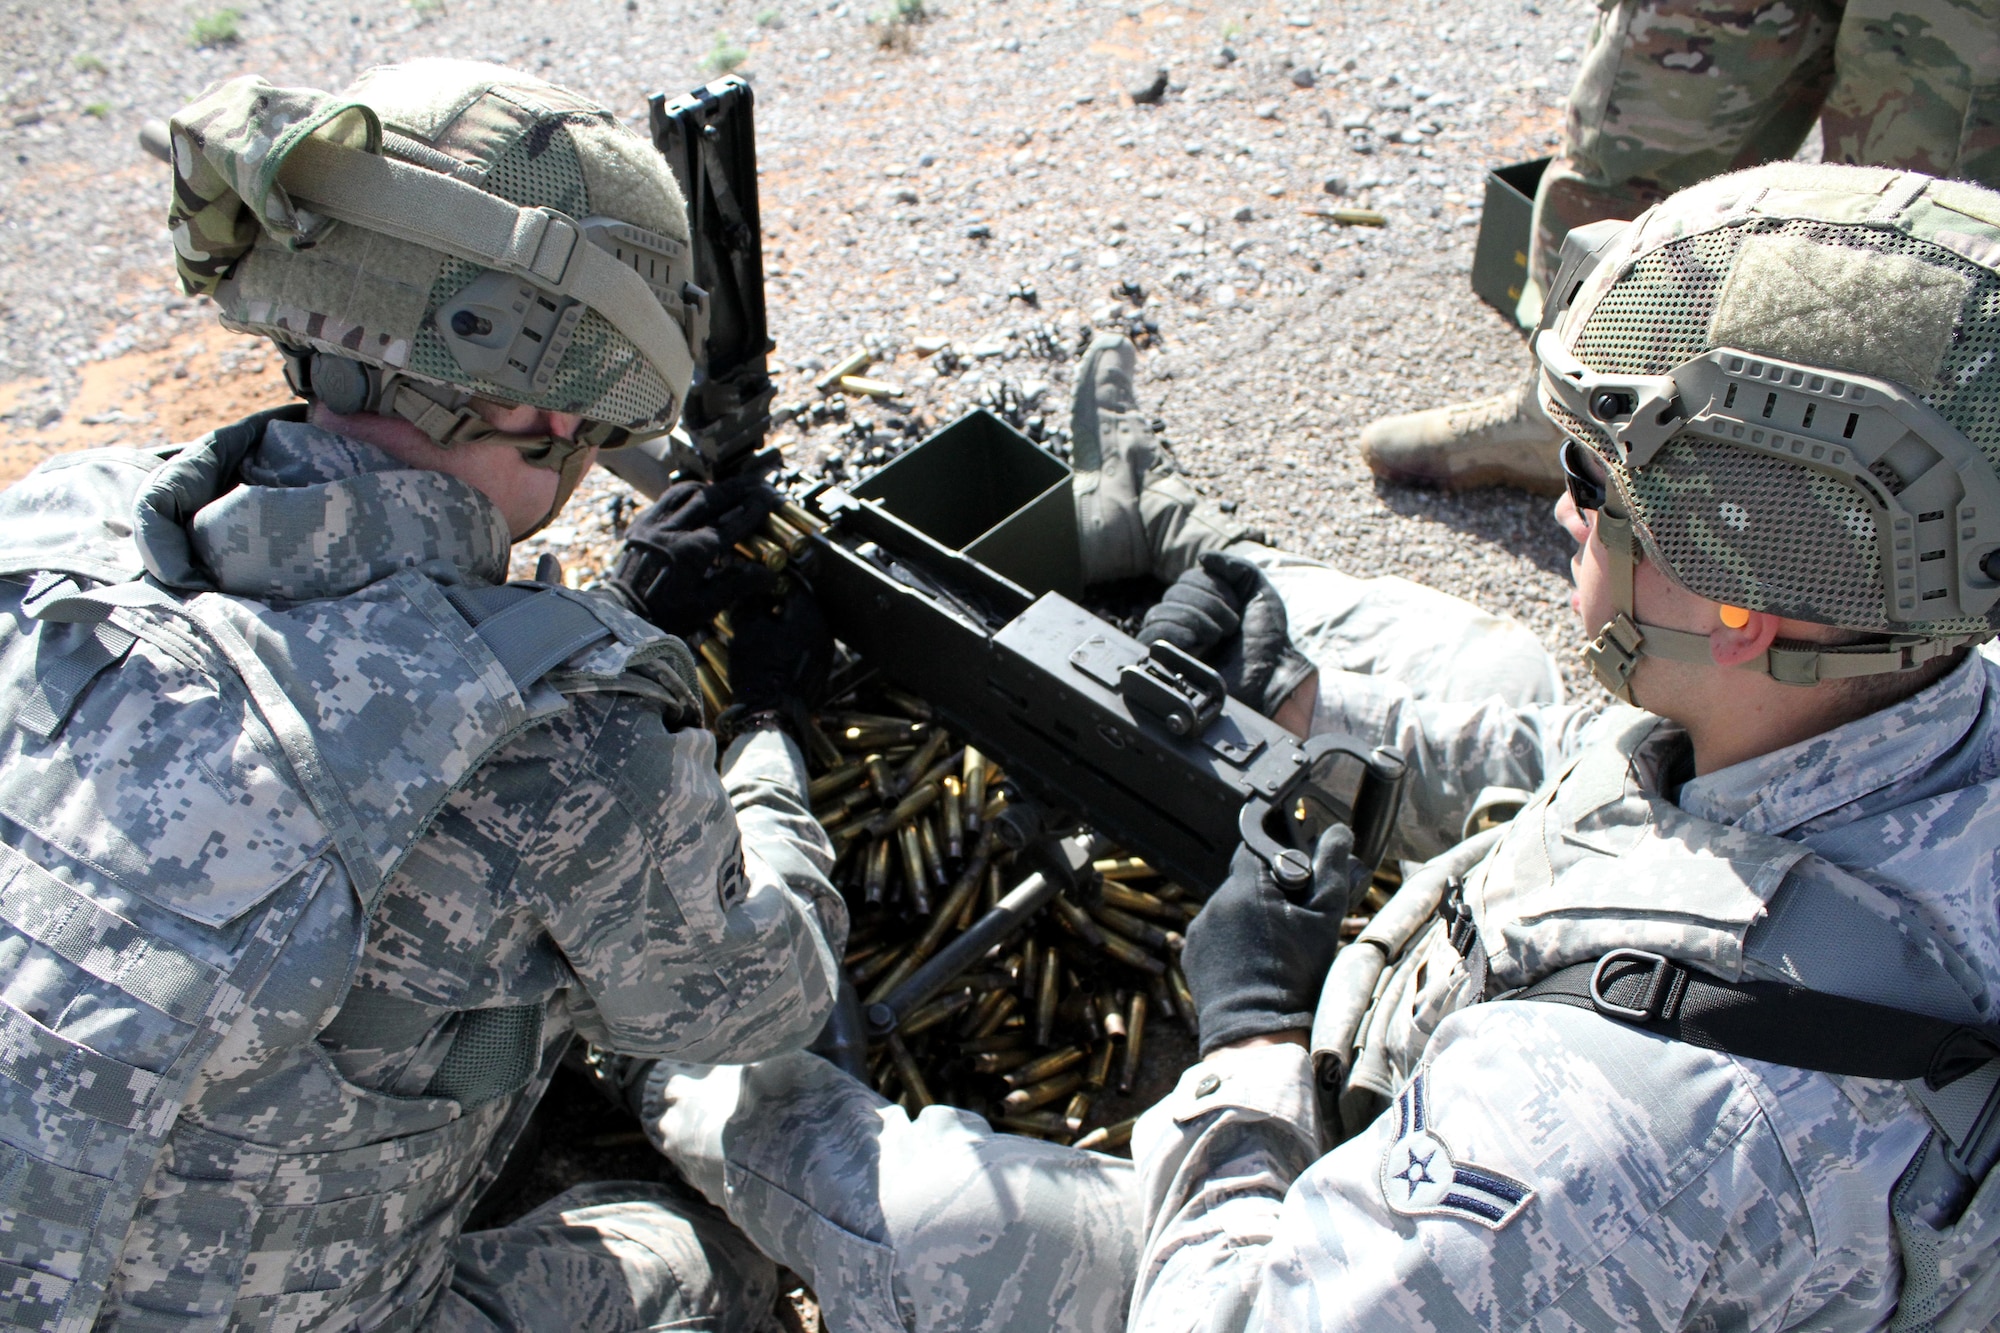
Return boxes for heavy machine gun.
[615,76,1408,904]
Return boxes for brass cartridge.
[1087,1039,1116,1090]
[885,1034,933,1108]
[1098,931,1167,976]
[1120,993,1148,1094]
[941,776,965,858]
[917,815,948,888]
[1002,1046,1087,1089]
[963,747,987,832]
[1001,1071,1085,1115]
[897,823,930,914]
[900,988,977,1037]
[1034,958,1061,1046]
[863,836,892,905]
[1073,1117,1136,1152]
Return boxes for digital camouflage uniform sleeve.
[1311,670,1604,862]
[511,691,842,1064]
[1130,1003,1920,1332]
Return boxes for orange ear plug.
[1719,604,1751,629]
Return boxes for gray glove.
[1139,550,1315,717]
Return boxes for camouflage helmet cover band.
[1533,162,2000,695]
[166,64,697,446]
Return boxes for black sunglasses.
[1560,437,1608,513]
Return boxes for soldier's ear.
[1709,604,1780,669]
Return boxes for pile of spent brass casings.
[684,500,1204,1152]
[760,683,1205,1151]
[823,695,1203,1153]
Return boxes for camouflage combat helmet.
[165,59,703,531]
[1533,162,2000,702]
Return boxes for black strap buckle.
[1439,876,1477,958]
[1588,948,1682,1023]
[1927,1026,2000,1091]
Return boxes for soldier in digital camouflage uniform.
[644,163,2000,1331]
[0,60,843,1332]
[1361,0,2000,497]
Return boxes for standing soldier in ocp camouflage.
[0,59,843,1331]
[642,162,2000,1331]
[1361,0,2000,496]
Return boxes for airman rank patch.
[1380,1071,1533,1230]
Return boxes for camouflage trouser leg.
[429,1180,782,1332]
[1522,0,1847,321]
[1524,0,2000,323]
[641,1053,1140,1333]
[1819,0,2000,184]
[1233,542,1565,708]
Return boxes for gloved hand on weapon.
[723,583,833,741]
[1181,823,1370,1056]
[609,474,781,637]
[1139,550,1316,720]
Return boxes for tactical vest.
[1330,708,2000,1333]
[0,424,696,1331]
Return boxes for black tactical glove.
[609,474,780,636]
[1181,823,1370,1056]
[1138,550,1315,717]
[727,584,833,718]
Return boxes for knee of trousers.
[441,1181,780,1333]
[647,1052,1143,1333]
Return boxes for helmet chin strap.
[1579,501,1655,706]
[1581,501,1984,703]
[381,376,598,539]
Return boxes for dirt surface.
[1,0,1587,659]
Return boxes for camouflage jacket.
[0,410,841,1331]
[1133,652,2000,1331]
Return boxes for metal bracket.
[1237,735,1408,889]
[1117,640,1224,738]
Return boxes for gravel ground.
[1,0,1589,674]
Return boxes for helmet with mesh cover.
[1532,161,2000,701]
[165,59,702,531]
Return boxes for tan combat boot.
[1072,334,1254,584]
[1357,372,1566,496]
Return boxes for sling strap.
[276,136,697,403]
[1511,949,2000,1092]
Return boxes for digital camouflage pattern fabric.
[0,412,841,1330]
[639,541,1566,1331]
[1525,0,2000,315]
[1125,601,2000,1330]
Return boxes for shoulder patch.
[1380,1070,1534,1230]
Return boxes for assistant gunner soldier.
[644,162,2000,1332]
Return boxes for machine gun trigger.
[1118,641,1226,738]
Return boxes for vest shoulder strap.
[1509,951,2000,1093]
[443,582,613,692]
